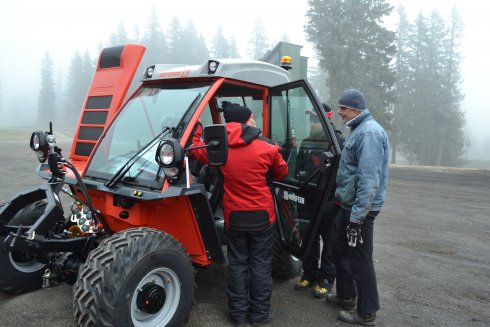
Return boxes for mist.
[0,0,489,167]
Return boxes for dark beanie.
[223,103,252,123]
[322,103,332,113]
[322,103,333,119]
[338,88,366,111]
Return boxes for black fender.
[0,185,64,237]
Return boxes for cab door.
[268,80,341,258]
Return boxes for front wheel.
[0,201,47,294]
[73,228,194,327]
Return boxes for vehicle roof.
[141,58,293,87]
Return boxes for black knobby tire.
[272,228,302,279]
[73,228,194,327]
[0,201,48,294]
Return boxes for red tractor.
[0,44,341,326]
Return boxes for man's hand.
[346,222,363,247]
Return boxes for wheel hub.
[136,282,166,314]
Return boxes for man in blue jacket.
[325,89,389,326]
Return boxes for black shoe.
[338,310,376,326]
[325,294,356,310]
[229,313,246,327]
[249,309,274,326]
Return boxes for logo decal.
[159,70,191,78]
[283,191,305,204]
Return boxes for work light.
[208,60,219,74]
[29,131,49,163]
[155,139,185,183]
[155,139,184,168]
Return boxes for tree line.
[306,0,465,167]
[35,14,274,129]
[35,1,465,167]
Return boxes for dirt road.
[0,137,489,327]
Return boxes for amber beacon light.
[280,56,292,70]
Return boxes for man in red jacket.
[191,103,288,326]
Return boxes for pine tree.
[305,0,396,129]
[392,5,416,164]
[440,7,465,166]
[229,36,240,58]
[307,60,329,104]
[140,10,168,69]
[54,67,64,123]
[180,21,209,64]
[212,26,230,58]
[81,50,95,97]
[109,20,130,46]
[38,51,56,124]
[404,12,433,165]
[133,25,141,44]
[64,51,85,127]
[248,18,269,59]
[168,16,186,64]
[196,32,210,61]
[421,11,450,165]
[398,8,465,167]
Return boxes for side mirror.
[203,124,228,166]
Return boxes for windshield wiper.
[104,127,175,189]
[104,92,203,189]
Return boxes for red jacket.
[190,122,288,230]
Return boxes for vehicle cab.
[66,44,341,265]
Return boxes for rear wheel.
[73,228,194,327]
[272,227,302,279]
[0,201,47,294]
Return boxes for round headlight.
[32,134,40,150]
[159,143,174,165]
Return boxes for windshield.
[85,82,212,188]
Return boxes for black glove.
[346,222,363,247]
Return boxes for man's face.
[337,107,361,124]
[309,116,322,136]
[246,114,256,127]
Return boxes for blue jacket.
[335,110,390,224]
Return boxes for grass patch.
[0,127,34,142]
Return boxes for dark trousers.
[302,199,337,285]
[225,225,274,323]
[333,208,380,315]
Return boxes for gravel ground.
[0,135,489,327]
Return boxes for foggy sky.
[0,0,488,160]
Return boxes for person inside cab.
[295,104,345,299]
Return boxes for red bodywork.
[68,44,217,266]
